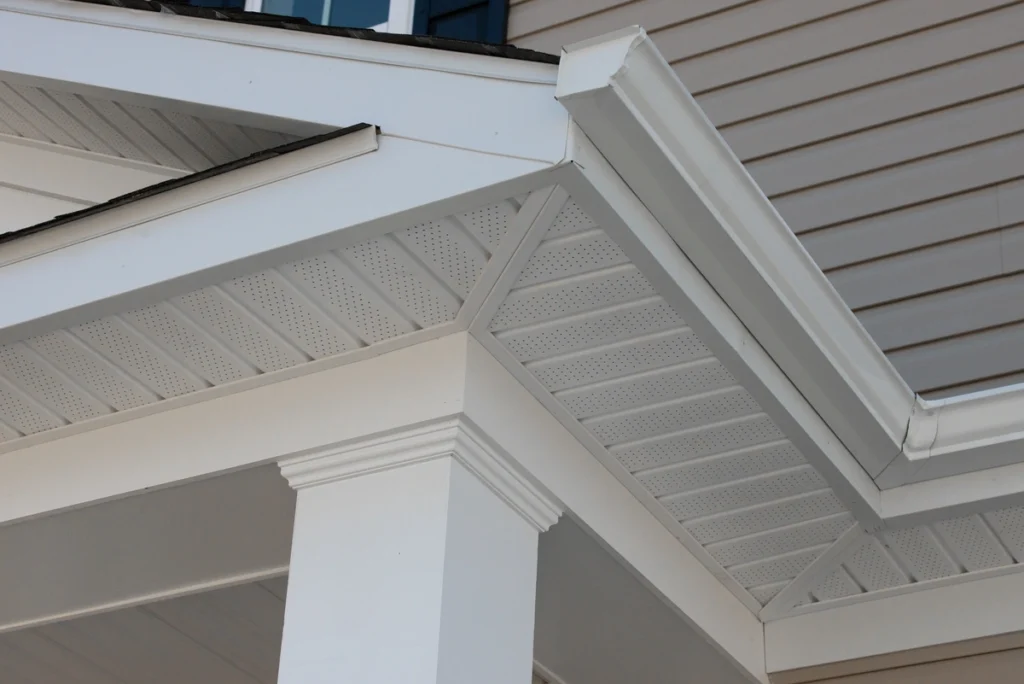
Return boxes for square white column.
[278,418,560,684]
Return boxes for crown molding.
[279,417,562,532]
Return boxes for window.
[180,0,509,42]
[242,0,416,32]
[261,0,392,29]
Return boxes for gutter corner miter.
[555,26,648,105]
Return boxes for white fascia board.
[0,334,472,525]
[765,567,1024,672]
[0,129,555,344]
[555,28,913,479]
[0,0,567,162]
[880,457,1024,528]
[0,134,186,204]
[0,332,768,684]
[0,465,292,633]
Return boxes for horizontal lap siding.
[508,0,1024,395]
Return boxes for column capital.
[279,417,562,532]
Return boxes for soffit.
[0,76,320,236]
[476,189,857,610]
[0,188,530,444]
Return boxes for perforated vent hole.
[226,271,354,359]
[124,305,252,386]
[729,546,825,587]
[613,414,784,472]
[546,199,597,237]
[707,515,852,568]
[72,318,204,399]
[455,201,515,252]
[558,359,735,419]
[492,266,657,332]
[882,527,959,581]
[843,536,908,591]
[588,388,761,445]
[0,420,20,441]
[342,239,458,328]
[0,344,108,422]
[499,299,683,363]
[661,466,827,521]
[0,381,61,434]
[173,288,302,373]
[686,490,847,545]
[27,331,156,412]
[810,567,861,601]
[637,442,806,498]
[984,507,1024,561]
[283,255,411,344]
[529,329,711,392]
[934,515,1013,572]
[396,220,485,299]
[515,232,629,288]
[748,583,787,605]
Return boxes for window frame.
[243,0,416,33]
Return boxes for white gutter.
[879,383,1024,486]
[555,27,914,480]
[556,27,1024,522]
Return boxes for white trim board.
[0,0,567,160]
[0,128,555,345]
[765,566,1024,672]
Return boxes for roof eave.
[556,27,910,485]
[555,27,1024,524]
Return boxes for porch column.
[277,417,561,684]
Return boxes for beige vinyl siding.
[509,0,1024,395]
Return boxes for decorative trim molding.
[279,417,562,531]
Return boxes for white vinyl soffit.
[477,191,856,609]
[0,192,529,445]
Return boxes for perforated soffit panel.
[0,196,523,440]
[4,177,1017,618]
[479,189,1024,617]
[0,78,303,172]
[482,191,857,609]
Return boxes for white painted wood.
[0,335,470,525]
[0,465,293,633]
[0,0,566,161]
[0,135,184,203]
[0,186,88,235]
[277,423,555,684]
[0,131,552,345]
[555,28,911,481]
[765,568,1024,672]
